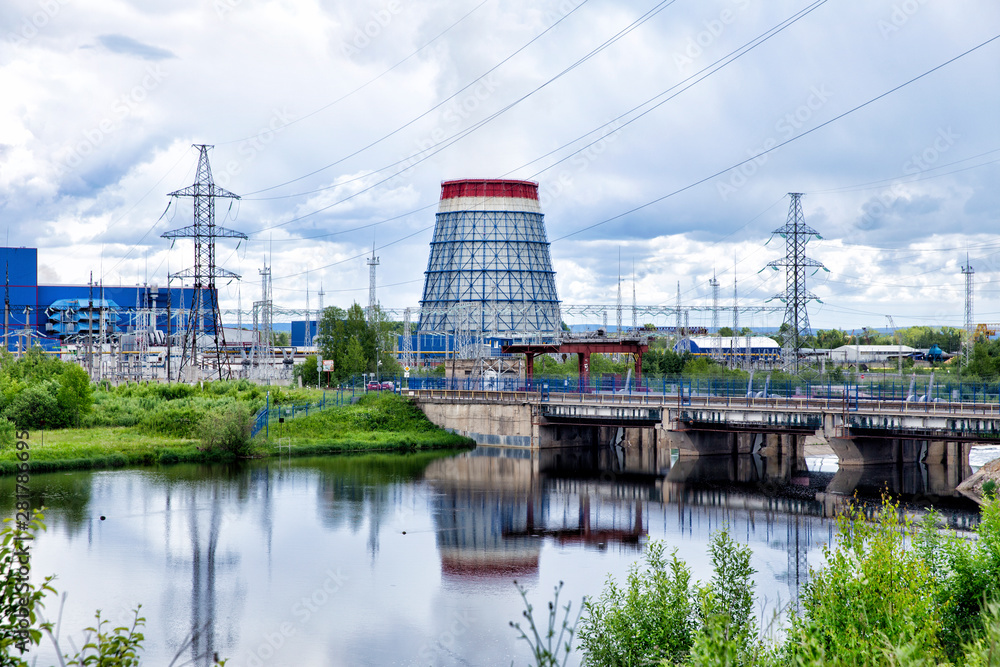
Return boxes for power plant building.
[0,246,205,352]
[416,179,561,341]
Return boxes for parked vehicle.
[366,381,381,391]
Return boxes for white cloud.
[1,0,998,330]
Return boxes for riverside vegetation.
[0,347,471,475]
[515,496,1000,666]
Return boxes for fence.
[391,374,1000,405]
[250,387,357,439]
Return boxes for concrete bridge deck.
[410,388,990,467]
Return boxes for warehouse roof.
[684,336,780,349]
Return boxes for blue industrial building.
[1,247,207,351]
[290,320,319,347]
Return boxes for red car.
[366,381,381,391]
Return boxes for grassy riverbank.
[256,391,476,455]
[0,390,473,475]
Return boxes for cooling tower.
[417,179,561,337]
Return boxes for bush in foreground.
[197,403,253,457]
[520,497,1000,667]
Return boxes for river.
[3,443,993,666]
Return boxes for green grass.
[259,392,475,453]
[0,391,472,475]
[0,426,213,474]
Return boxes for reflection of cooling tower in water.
[417,179,561,336]
[425,455,541,579]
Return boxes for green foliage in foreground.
[519,497,1000,667]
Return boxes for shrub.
[1,511,56,659]
[197,403,253,456]
[700,526,755,630]
[0,416,14,450]
[56,363,93,426]
[934,497,1000,657]
[294,355,319,386]
[510,581,581,667]
[4,381,60,430]
[140,402,206,438]
[785,497,943,666]
[577,540,697,666]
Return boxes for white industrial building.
[675,336,782,363]
[829,344,917,363]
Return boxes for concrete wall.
[415,399,534,447]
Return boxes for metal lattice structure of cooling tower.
[417,179,561,340]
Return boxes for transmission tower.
[731,274,738,370]
[963,255,974,364]
[766,193,826,373]
[675,282,682,334]
[316,283,324,346]
[709,272,720,362]
[403,307,414,369]
[616,258,623,339]
[251,265,273,380]
[631,261,637,334]
[367,240,379,326]
[161,145,247,380]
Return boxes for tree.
[717,327,734,337]
[56,363,92,426]
[271,331,290,346]
[317,306,347,363]
[294,355,320,386]
[318,304,372,382]
[316,302,404,381]
[342,338,367,379]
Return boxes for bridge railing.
[399,374,1000,406]
[409,385,1000,419]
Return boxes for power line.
[218,0,493,146]
[244,0,595,196]
[508,0,830,180]
[549,31,1000,243]
[248,0,824,236]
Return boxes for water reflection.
[425,452,648,581]
[3,439,986,666]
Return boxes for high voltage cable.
[218,0,492,147]
[247,0,681,234]
[200,18,1000,305]
[243,0,596,196]
[98,149,193,282]
[805,146,1000,194]
[249,0,817,235]
[507,0,829,179]
[548,32,1000,244]
[272,225,435,281]
[248,0,679,203]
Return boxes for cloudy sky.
[2,0,999,331]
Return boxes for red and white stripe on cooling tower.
[438,178,542,214]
